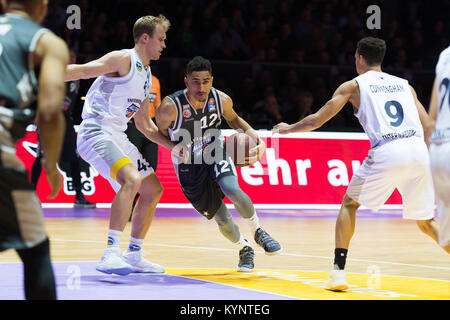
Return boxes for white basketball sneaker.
[326,269,349,291]
[122,250,165,273]
[96,247,133,276]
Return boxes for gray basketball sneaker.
[254,228,282,255]
[237,246,254,272]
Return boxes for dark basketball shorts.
[0,166,48,252]
[174,148,237,219]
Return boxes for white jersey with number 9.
[354,70,423,148]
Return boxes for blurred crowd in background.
[43,0,449,131]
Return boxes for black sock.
[30,155,43,188]
[17,238,57,300]
[334,248,348,270]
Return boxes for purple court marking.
[43,207,112,218]
[42,207,403,219]
[0,262,297,300]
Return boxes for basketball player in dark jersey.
[156,56,281,271]
[0,0,69,299]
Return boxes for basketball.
[224,132,257,167]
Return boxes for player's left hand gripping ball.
[246,136,265,167]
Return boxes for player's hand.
[245,136,265,166]
[272,122,292,135]
[45,165,62,199]
[172,143,190,164]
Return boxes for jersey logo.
[126,103,140,118]
[182,104,192,118]
[208,98,216,112]
[136,61,143,72]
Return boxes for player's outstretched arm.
[273,80,357,134]
[154,97,188,162]
[65,50,130,81]
[134,96,176,151]
[34,33,69,198]
[220,91,265,165]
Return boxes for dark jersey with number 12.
[165,87,237,219]
[167,87,224,161]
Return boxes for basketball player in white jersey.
[65,15,180,275]
[273,37,449,291]
[428,46,450,253]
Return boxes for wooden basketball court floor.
[0,206,449,300]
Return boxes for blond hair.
[133,14,170,43]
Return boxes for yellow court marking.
[167,269,450,300]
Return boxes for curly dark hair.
[186,56,212,75]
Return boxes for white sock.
[107,229,122,248]
[246,212,261,234]
[235,234,250,248]
[128,236,144,252]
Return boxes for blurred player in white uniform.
[273,37,449,291]
[428,46,450,253]
[65,15,179,276]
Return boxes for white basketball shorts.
[347,137,434,220]
[429,141,450,246]
[77,121,154,193]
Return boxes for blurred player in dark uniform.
[31,49,95,208]
[0,0,69,299]
[156,56,281,272]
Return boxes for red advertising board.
[16,128,402,208]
